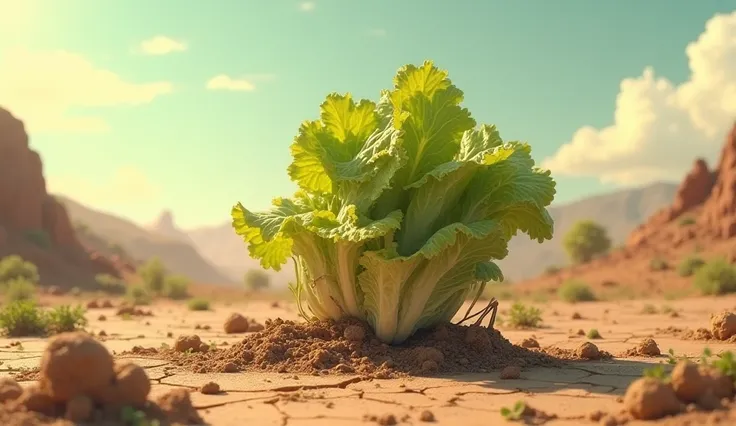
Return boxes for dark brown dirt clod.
[174,335,203,353]
[343,325,366,342]
[0,378,23,403]
[576,342,601,360]
[519,338,539,348]
[65,395,92,422]
[624,377,682,420]
[14,385,57,417]
[39,332,115,402]
[103,361,151,407]
[710,311,736,340]
[670,361,708,403]
[224,313,250,334]
[155,388,204,425]
[200,382,220,394]
[418,409,435,422]
[500,365,521,380]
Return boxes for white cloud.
[137,36,187,55]
[0,48,173,133]
[47,167,160,206]
[543,11,736,185]
[367,28,387,37]
[299,1,315,12]
[206,75,257,92]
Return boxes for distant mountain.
[497,181,679,280]
[184,182,679,283]
[57,197,237,285]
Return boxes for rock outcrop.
[701,124,736,238]
[0,107,123,287]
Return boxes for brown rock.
[14,385,57,416]
[155,389,204,425]
[102,361,151,407]
[710,311,736,340]
[636,338,660,356]
[702,124,736,237]
[65,394,93,422]
[224,313,249,334]
[174,335,203,353]
[671,158,714,217]
[624,378,681,420]
[519,338,539,348]
[86,300,100,309]
[0,377,23,402]
[576,342,600,359]
[38,331,115,402]
[200,381,220,395]
[701,367,735,399]
[671,361,708,403]
[499,366,521,380]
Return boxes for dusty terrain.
[0,295,734,425]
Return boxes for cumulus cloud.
[299,1,315,12]
[47,167,160,206]
[205,74,275,92]
[0,48,173,133]
[137,36,188,55]
[543,11,736,185]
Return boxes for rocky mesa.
[0,107,132,288]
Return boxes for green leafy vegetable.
[231,61,556,344]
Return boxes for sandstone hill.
[515,122,736,297]
[0,107,132,288]
[58,197,237,285]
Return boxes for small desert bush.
[163,275,190,300]
[0,255,39,284]
[677,255,705,277]
[138,258,167,295]
[0,301,48,337]
[1,278,37,302]
[187,298,210,311]
[649,257,669,271]
[678,216,696,226]
[693,258,736,295]
[46,305,88,334]
[586,328,602,339]
[126,285,152,306]
[557,280,596,303]
[95,273,127,295]
[507,302,542,328]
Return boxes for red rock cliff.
[701,123,736,238]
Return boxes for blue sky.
[2,0,735,228]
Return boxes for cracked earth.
[2,295,735,425]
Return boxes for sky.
[1,0,735,229]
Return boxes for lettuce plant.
[232,61,556,344]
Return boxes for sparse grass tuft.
[677,255,705,277]
[126,285,152,306]
[0,255,39,284]
[187,298,210,311]
[678,216,696,226]
[163,275,190,300]
[1,278,36,302]
[0,301,48,337]
[693,258,736,295]
[500,401,527,421]
[557,280,596,303]
[507,302,543,328]
[586,328,602,339]
[46,305,87,334]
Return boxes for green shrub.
[677,256,705,277]
[587,328,602,339]
[563,220,611,264]
[163,275,190,300]
[693,258,736,295]
[557,280,596,303]
[95,274,127,295]
[649,257,669,271]
[678,216,696,226]
[126,285,152,306]
[507,302,542,328]
[244,269,270,291]
[138,257,167,295]
[0,255,39,284]
[23,229,52,249]
[46,305,87,334]
[187,298,210,311]
[2,278,36,302]
[0,301,47,337]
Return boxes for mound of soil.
[0,331,203,425]
[154,318,564,378]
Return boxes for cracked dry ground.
[2,295,735,426]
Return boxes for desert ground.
[0,290,734,426]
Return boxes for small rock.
[223,313,250,334]
[86,300,100,309]
[174,335,203,353]
[65,395,93,422]
[15,385,57,416]
[418,410,435,422]
[575,342,600,360]
[710,311,736,340]
[98,315,106,321]
[671,361,708,403]
[636,338,660,356]
[343,325,366,342]
[155,389,204,425]
[464,325,491,350]
[499,366,521,380]
[223,362,239,373]
[377,413,397,425]
[624,377,681,420]
[0,377,23,402]
[572,312,582,320]
[101,300,113,308]
[104,361,151,407]
[200,381,220,395]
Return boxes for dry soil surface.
[3,295,736,426]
